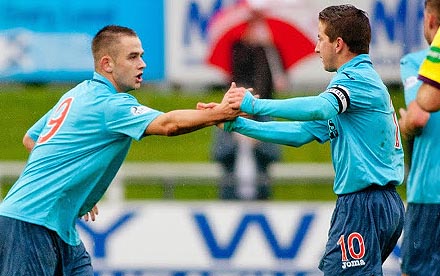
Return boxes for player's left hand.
[227,87,255,110]
[82,205,99,222]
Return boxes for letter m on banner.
[193,213,314,259]
[183,0,223,45]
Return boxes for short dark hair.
[319,5,371,54]
[91,25,138,63]
[425,0,440,22]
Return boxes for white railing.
[0,161,335,201]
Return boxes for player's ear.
[428,12,439,30]
[100,55,114,73]
[335,37,344,53]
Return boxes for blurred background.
[0,0,421,275]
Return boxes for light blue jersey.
[228,55,404,195]
[307,55,404,194]
[0,72,163,245]
[400,50,440,203]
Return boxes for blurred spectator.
[212,10,285,200]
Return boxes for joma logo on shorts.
[342,259,366,269]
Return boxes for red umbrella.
[206,0,316,76]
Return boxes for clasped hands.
[197,82,254,124]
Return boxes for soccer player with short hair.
[0,25,242,275]
[416,7,440,112]
[398,0,440,275]
[200,5,405,275]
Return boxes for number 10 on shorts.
[338,232,366,269]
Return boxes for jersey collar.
[92,72,118,94]
[337,54,372,73]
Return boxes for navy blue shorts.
[401,203,440,275]
[318,184,404,276]
[0,215,93,276]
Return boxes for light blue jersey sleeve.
[400,49,429,104]
[224,117,328,147]
[105,93,163,141]
[26,111,51,142]
[240,90,340,121]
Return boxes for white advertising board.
[165,0,426,91]
[79,201,401,275]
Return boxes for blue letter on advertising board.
[183,0,224,45]
[193,212,314,259]
[371,0,424,53]
[76,211,135,258]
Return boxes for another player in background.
[416,21,440,111]
[0,25,242,275]
[200,5,404,275]
[398,1,440,275]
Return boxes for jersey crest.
[131,105,152,115]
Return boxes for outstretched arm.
[221,117,316,147]
[145,83,243,136]
[228,90,339,121]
